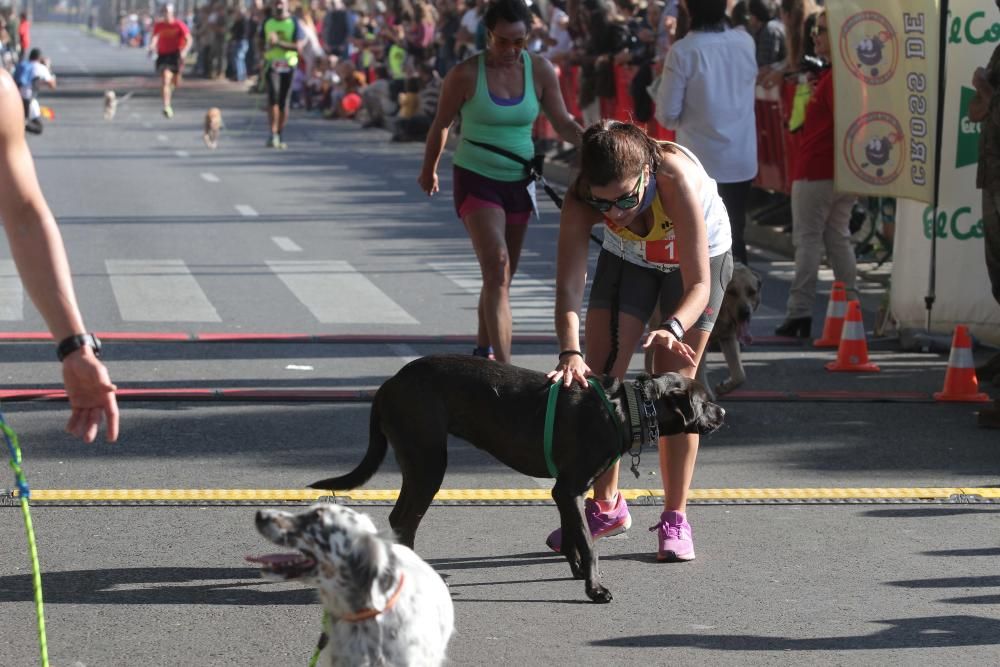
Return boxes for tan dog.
[645,262,762,400]
[103,91,117,120]
[203,107,223,149]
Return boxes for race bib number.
[644,239,677,264]
[272,60,291,73]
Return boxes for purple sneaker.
[545,494,632,553]
[650,510,695,562]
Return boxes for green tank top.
[453,51,540,182]
[263,17,300,69]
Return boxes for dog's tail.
[309,397,388,490]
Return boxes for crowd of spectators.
[0,8,30,69]
[101,0,824,148]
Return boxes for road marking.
[156,134,168,142]
[200,172,220,183]
[235,204,258,217]
[17,488,998,503]
[271,236,302,252]
[106,259,221,322]
[430,261,554,332]
[267,260,418,324]
[387,343,420,365]
[174,150,189,158]
[0,260,23,320]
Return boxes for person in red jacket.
[774,9,857,338]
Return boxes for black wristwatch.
[661,317,685,341]
[56,333,102,361]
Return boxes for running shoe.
[163,106,173,119]
[649,510,695,562]
[545,494,632,553]
[267,133,281,148]
[277,134,288,150]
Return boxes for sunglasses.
[488,31,528,50]
[585,171,645,213]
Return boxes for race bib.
[526,181,539,221]
[644,239,678,264]
[272,60,291,73]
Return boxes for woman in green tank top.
[417,0,582,364]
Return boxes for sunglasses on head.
[585,171,645,213]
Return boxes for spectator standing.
[654,0,757,265]
[418,0,582,363]
[17,12,29,61]
[969,1,1000,428]
[774,9,856,338]
[759,0,817,89]
[747,0,785,68]
[0,70,119,444]
[148,3,191,118]
[229,6,250,82]
[263,0,306,148]
[323,0,358,59]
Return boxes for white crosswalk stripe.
[429,261,555,332]
[0,260,23,321]
[107,259,222,322]
[267,260,418,324]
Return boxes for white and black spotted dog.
[249,503,454,667]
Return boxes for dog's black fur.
[311,354,725,603]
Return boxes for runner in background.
[148,3,191,118]
[262,0,305,149]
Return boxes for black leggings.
[717,180,752,265]
[265,68,294,110]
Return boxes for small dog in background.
[203,107,223,149]
[646,262,762,400]
[103,91,117,120]
[249,503,454,667]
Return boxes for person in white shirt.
[654,0,757,265]
[13,48,55,135]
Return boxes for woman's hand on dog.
[547,355,591,388]
[642,329,697,366]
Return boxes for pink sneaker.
[546,494,632,553]
[650,510,696,562]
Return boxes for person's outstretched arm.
[0,70,119,443]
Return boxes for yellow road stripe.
[10,487,993,502]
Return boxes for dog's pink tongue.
[245,553,300,565]
[738,321,753,346]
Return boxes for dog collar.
[341,572,406,622]
[623,381,660,478]
[309,573,407,665]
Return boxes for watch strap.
[57,333,101,361]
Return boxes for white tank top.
[600,141,732,272]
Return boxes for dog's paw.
[715,377,745,395]
[586,583,613,604]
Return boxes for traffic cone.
[825,300,880,372]
[814,281,848,348]
[934,325,991,402]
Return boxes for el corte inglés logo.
[843,112,906,185]
[839,10,899,85]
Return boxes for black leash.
[463,138,603,246]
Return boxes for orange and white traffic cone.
[934,325,991,402]
[813,281,847,348]
[825,300,880,372]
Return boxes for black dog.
[311,354,724,603]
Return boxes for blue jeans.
[232,39,249,82]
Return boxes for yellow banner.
[830,1,941,203]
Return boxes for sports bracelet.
[660,317,685,341]
[558,350,583,360]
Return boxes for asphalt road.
[1,24,999,667]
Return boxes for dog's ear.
[349,533,394,606]
[751,270,763,292]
